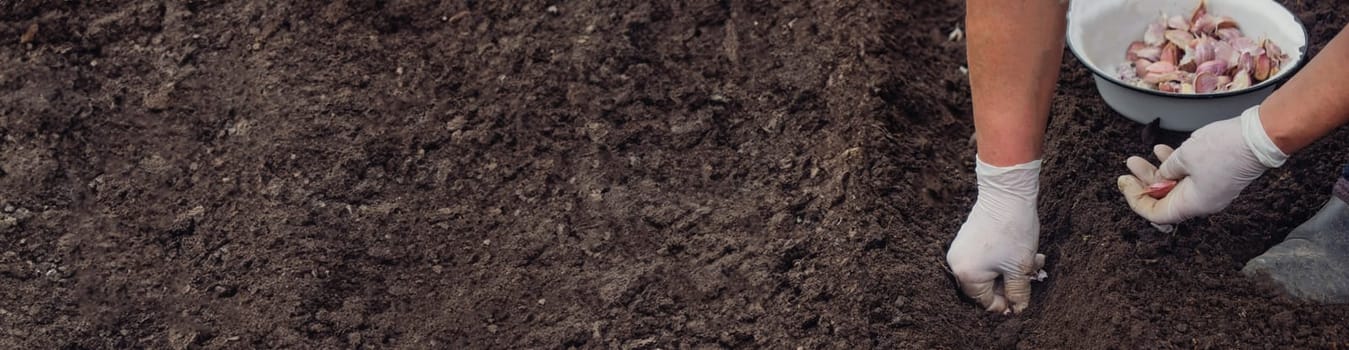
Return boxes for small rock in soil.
[212,284,237,298]
[447,115,467,131]
[144,90,172,111]
[19,23,38,44]
[891,314,914,327]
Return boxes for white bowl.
[1067,0,1308,131]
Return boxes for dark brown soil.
[3,0,1348,348]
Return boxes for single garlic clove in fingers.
[1147,180,1178,199]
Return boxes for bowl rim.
[1065,2,1310,100]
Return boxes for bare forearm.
[1260,27,1349,154]
[967,0,1068,166]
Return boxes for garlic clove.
[1146,61,1177,74]
[1135,58,1154,77]
[1189,0,1208,27]
[1263,38,1288,64]
[1134,46,1162,61]
[1178,54,1198,73]
[1126,41,1150,61]
[1194,71,1221,93]
[1168,15,1190,31]
[1144,22,1167,46]
[1165,30,1194,48]
[1196,59,1227,77]
[1126,41,1143,61]
[1147,180,1178,198]
[1230,37,1264,56]
[1265,39,1285,58]
[1160,43,1181,66]
[1191,15,1217,35]
[1192,36,1216,64]
[1236,52,1255,74]
[1254,53,1273,82]
[1215,28,1243,41]
[1213,40,1238,68]
[1180,82,1196,94]
[1228,69,1252,90]
[1143,70,1183,85]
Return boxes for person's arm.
[947,0,1067,315]
[1119,27,1349,224]
[1260,27,1349,154]
[968,0,1068,166]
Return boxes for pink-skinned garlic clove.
[1160,43,1180,66]
[1195,59,1227,77]
[1216,75,1232,92]
[1126,41,1163,61]
[1147,180,1178,198]
[1254,53,1273,82]
[1126,41,1146,61]
[1191,15,1217,35]
[1263,38,1288,69]
[1168,15,1190,31]
[1213,40,1238,68]
[1135,46,1162,61]
[1236,52,1255,74]
[1135,58,1154,77]
[1193,37,1216,63]
[1145,22,1167,46]
[1143,71,1183,85]
[1264,39,1286,60]
[1178,54,1198,72]
[1165,30,1194,48]
[1146,61,1177,74]
[1216,28,1244,41]
[1214,16,1239,30]
[1194,71,1221,93]
[1190,0,1208,26]
[1230,37,1264,56]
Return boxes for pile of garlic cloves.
[1116,1,1288,94]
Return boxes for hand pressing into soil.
[947,157,1048,315]
[1118,106,1287,224]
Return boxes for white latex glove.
[1118,105,1288,224]
[947,156,1047,314]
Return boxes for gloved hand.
[947,156,1047,314]
[1117,105,1288,224]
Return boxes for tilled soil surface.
[3,0,1348,348]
